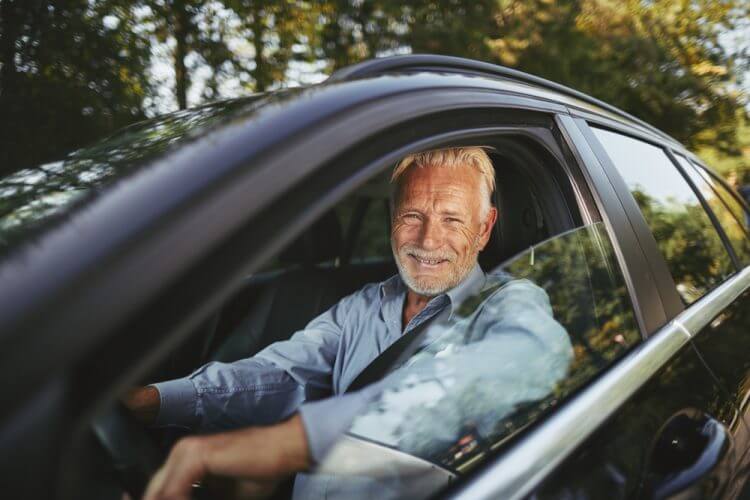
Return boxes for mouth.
[409,254,448,268]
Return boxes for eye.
[445,217,462,224]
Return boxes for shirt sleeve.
[152,291,357,432]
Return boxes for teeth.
[414,256,442,265]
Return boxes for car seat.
[209,211,349,363]
[479,155,548,271]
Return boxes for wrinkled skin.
[392,165,497,326]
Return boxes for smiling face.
[391,164,497,297]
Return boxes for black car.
[2,55,750,500]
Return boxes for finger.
[143,438,207,500]
[143,465,171,500]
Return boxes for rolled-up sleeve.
[152,292,357,432]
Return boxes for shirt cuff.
[151,378,199,428]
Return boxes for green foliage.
[696,115,750,182]
[2,0,748,174]
[0,0,151,174]
[315,0,749,165]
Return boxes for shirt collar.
[379,263,487,318]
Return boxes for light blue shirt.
[154,264,573,498]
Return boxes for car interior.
[153,137,578,382]
[75,134,625,499]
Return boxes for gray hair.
[390,146,496,217]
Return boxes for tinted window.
[314,222,640,497]
[0,93,285,259]
[672,155,750,266]
[591,127,734,304]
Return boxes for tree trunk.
[0,0,20,99]
[251,5,268,92]
[172,0,189,109]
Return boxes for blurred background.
[0,0,748,182]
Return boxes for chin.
[404,272,455,297]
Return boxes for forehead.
[396,166,484,205]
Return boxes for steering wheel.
[91,402,166,499]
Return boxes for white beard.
[392,239,479,297]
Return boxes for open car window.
[312,221,640,499]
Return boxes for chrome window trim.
[449,265,750,500]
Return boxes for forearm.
[144,414,310,500]
[150,357,307,430]
[201,414,310,478]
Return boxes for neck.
[402,289,434,331]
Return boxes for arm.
[144,414,310,500]
[128,291,357,431]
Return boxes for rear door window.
[590,127,735,304]
[672,155,750,266]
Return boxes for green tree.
[316,0,748,153]
[0,0,151,174]
[141,0,320,109]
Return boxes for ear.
[477,206,498,251]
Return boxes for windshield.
[309,222,640,499]
[0,93,280,258]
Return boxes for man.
[134,147,573,499]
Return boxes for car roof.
[0,54,689,270]
[327,54,682,147]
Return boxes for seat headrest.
[278,210,343,265]
[480,156,545,268]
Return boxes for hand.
[122,386,160,424]
[143,414,311,500]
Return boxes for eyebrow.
[440,209,464,217]
[397,207,465,216]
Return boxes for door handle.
[643,409,732,499]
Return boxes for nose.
[417,216,444,250]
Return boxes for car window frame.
[0,88,578,419]
[558,116,679,334]
[18,99,609,499]
[572,117,748,324]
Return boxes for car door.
[0,74,615,498]
[514,117,750,500]
[281,103,731,500]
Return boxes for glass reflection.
[673,157,750,267]
[0,92,292,258]
[313,222,640,499]
[591,127,735,304]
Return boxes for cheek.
[392,223,417,245]
[450,225,478,249]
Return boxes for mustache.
[399,244,457,262]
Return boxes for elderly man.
[132,146,572,499]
